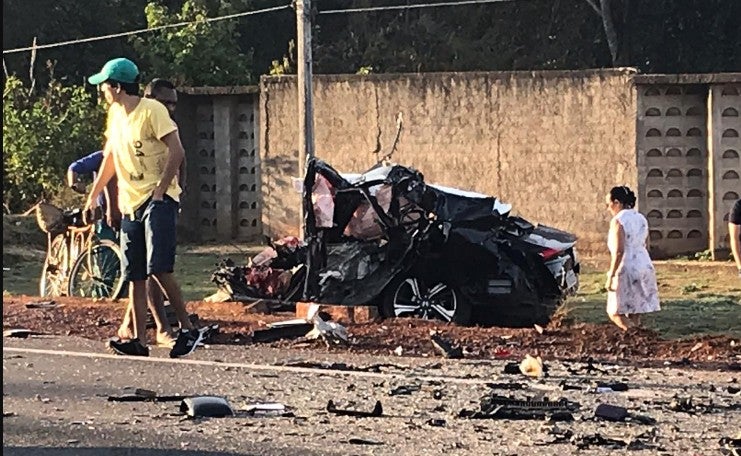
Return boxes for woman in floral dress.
[604,186,660,331]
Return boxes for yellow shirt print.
[105,98,181,215]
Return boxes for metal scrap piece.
[327,400,383,418]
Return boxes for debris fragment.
[252,322,313,343]
[348,438,384,446]
[393,346,404,356]
[180,396,234,418]
[3,329,38,338]
[25,300,61,309]
[244,403,292,417]
[534,324,544,334]
[327,400,383,418]
[430,333,463,359]
[572,433,629,450]
[460,394,579,420]
[426,418,446,427]
[519,354,545,378]
[720,436,741,455]
[486,382,526,390]
[107,390,186,402]
[389,385,421,396]
[503,363,522,375]
[595,381,629,392]
[558,380,582,391]
[305,304,349,347]
[594,404,629,421]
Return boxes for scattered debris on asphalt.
[327,400,383,418]
[180,396,234,418]
[460,393,579,420]
[430,333,463,359]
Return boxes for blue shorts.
[120,195,179,282]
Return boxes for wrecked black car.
[298,157,580,327]
[211,157,580,327]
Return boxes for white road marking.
[3,346,496,386]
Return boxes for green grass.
[560,262,741,339]
[2,242,262,302]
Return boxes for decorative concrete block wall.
[177,88,262,242]
[636,84,709,257]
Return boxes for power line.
[2,4,291,55]
[2,0,520,55]
[318,0,517,15]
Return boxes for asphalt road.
[3,335,740,455]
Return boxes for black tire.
[67,240,125,299]
[381,274,473,325]
[39,234,68,297]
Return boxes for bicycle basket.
[35,202,65,235]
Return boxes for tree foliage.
[131,0,256,86]
[3,68,105,213]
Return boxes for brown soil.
[4,294,739,370]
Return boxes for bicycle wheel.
[68,240,125,299]
[39,234,68,297]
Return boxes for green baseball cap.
[88,58,140,85]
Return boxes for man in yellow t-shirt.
[84,57,202,358]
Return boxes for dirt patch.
[4,294,739,370]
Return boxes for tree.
[131,0,256,86]
[3,66,105,213]
[584,0,629,66]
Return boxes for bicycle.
[35,202,125,299]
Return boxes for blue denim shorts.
[120,195,179,282]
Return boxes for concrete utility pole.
[296,0,315,238]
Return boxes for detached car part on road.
[298,157,580,327]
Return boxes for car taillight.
[539,247,561,260]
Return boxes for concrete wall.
[260,69,639,255]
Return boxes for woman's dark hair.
[609,185,637,208]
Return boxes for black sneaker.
[107,338,149,357]
[169,329,204,358]
[199,324,220,344]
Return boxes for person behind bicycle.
[68,150,176,348]
[119,78,189,346]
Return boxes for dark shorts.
[731,198,741,225]
[120,195,179,282]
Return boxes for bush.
[3,71,105,213]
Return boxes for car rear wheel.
[382,275,472,325]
